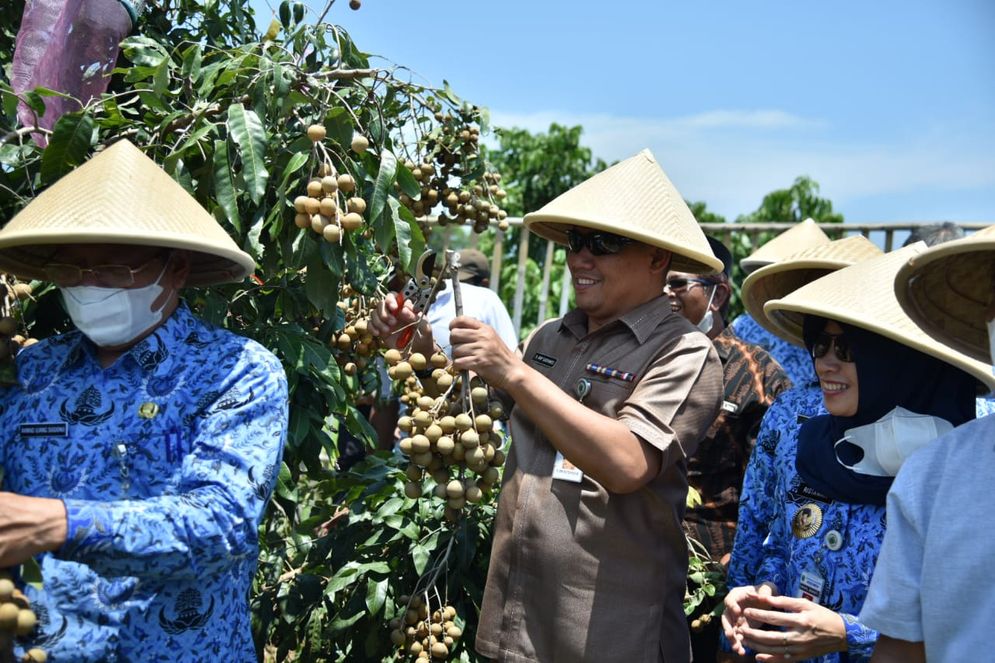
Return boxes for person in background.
[722,244,994,663]
[427,248,517,355]
[901,221,964,247]
[454,247,493,287]
[731,219,830,387]
[861,225,995,662]
[0,140,288,662]
[667,235,790,663]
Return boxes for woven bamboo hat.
[742,235,883,341]
[0,140,254,286]
[895,224,995,363]
[764,243,995,390]
[740,218,832,274]
[523,149,722,274]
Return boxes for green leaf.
[181,43,203,82]
[120,36,170,67]
[375,497,405,519]
[323,107,353,147]
[364,577,388,616]
[152,58,170,97]
[368,149,397,232]
[213,139,242,234]
[389,198,426,273]
[275,462,298,501]
[304,241,339,318]
[40,112,94,184]
[412,544,430,575]
[226,103,269,204]
[395,161,421,198]
[279,152,308,188]
[20,558,43,590]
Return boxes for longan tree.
[0,1,506,660]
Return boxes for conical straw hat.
[895,224,995,363]
[740,218,832,274]
[523,149,723,274]
[742,235,883,342]
[0,140,254,286]
[764,243,995,390]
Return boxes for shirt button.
[824,529,844,551]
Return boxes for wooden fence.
[431,219,993,336]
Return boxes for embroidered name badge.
[532,352,557,368]
[19,422,69,438]
[585,363,635,382]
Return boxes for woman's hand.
[722,583,777,655]
[736,594,847,662]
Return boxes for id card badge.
[798,569,825,604]
[552,450,584,483]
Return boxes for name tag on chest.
[19,422,69,438]
[552,450,584,483]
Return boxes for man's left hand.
[449,317,521,391]
[0,492,67,566]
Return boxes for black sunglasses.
[565,230,632,256]
[665,277,715,292]
[811,332,854,363]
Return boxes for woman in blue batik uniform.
[721,246,993,663]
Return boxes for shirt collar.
[559,295,678,344]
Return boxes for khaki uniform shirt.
[476,296,723,663]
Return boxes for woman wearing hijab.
[721,244,995,663]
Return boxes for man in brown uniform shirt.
[372,150,724,663]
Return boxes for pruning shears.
[395,250,454,348]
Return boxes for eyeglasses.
[43,253,167,288]
[565,230,633,256]
[811,332,854,363]
[664,277,716,293]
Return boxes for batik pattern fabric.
[731,313,817,387]
[0,304,288,662]
[685,327,791,562]
[729,387,880,662]
[727,384,825,591]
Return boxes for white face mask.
[696,286,717,334]
[834,406,954,477]
[61,263,169,347]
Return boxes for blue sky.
[253,0,995,224]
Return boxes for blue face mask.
[61,263,169,347]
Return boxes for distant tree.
[736,175,843,225]
[484,123,606,217]
[688,200,727,225]
[479,124,606,336]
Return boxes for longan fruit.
[307,124,326,141]
[351,134,369,153]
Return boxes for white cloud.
[487,109,995,221]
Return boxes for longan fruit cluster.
[332,285,381,376]
[398,108,508,234]
[294,125,368,243]
[0,278,38,386]
[388,595,462,661]
[0,574,45,663]
[384,348,505,522]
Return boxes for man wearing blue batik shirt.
[0,140,287,662]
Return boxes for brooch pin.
[585,363,635,382]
